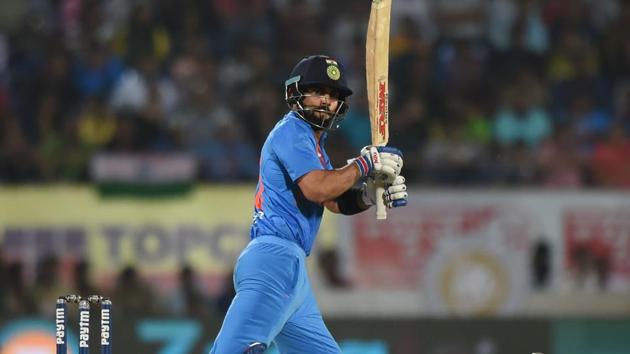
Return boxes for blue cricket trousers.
[210,236,341,354]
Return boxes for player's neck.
[313,128,324,141]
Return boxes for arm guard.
[336,185,370,215]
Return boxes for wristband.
[353,156,372,177]
[336,185,370,215]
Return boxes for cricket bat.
[366,0,391,220]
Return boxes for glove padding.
[353,146,403,182]
[361,175,408,209]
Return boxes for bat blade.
[366,0,392,220]
[366,0,391,147]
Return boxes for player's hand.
[384,175,408,208]
[353,145,403,180]
[361,175,408,208]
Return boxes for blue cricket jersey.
[250,112,333,255]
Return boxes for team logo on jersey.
[327,65,340,80]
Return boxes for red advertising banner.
[348,204,531,290]
[343,198,534,315]
[339,191,630,316]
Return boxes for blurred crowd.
[0,253,236,319]
[0,249,348,318]
[0,0,629,187]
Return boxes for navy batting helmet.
[285,55,353,130]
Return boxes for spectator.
[33,256,70,316]
[600,1,630,81]
[76,95,118,151]
[317,249,351,288]
[613,83,630,135]
[571,242,594,291]
[487,0,549,78]
[0,94,40,182]
[432,0,487,41]
[21,46,76,144]
[570,238,612,292]
[422,120,486,185]
[493,77,552,149]
[72,41,125,98]
[488,0,549,54]
[531,239,551,289]
[237,80,284,148]
[569,92,612,156]
[109,53,179,150]
[112,3,171,65]
[197,117,259,181]
[3,262,38,317]
[109,54,179,117]
[590,123,630,188]
[112,266,157,316]
[549,35,611,123]
[536,125,585,187]
[168,264,208,317]
[72,260,100,296]
[215,268,235,317]
[390,98,431,181]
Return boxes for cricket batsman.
[210,55,408,354]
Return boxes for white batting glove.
[361,175,408,208]
[353,145,403,182]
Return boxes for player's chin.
[304,110,333,126]
[315,111,333,120]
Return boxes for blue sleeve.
[272,125,323,182]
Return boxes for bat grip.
[375,183,387,220]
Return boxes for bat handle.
[375,183,387,220]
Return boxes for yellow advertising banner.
[0,185,339,293]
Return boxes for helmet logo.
[327,65,341,80]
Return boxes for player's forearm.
[298,164,361,204]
